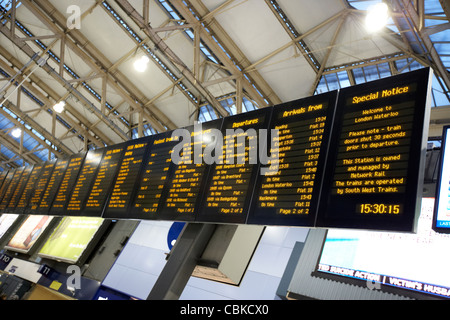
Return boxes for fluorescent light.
[365,2,389,33]
[134,55,150,72]
[53,101,66,113]
[11,128,21,138]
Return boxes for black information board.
[316,68,431,231]
[106,132,176,220]
[66,148,105,216]
[26,160,56,214]
[0,170,14,205]
[102,137,151,218]
[6,165,33,211]
[14,164,44,214]
[247,91,338,226]
[0,170,9,193]
[84,143,127,216]
[36,158,70,214]
[197,107,272,224]
[159,119,224,222]
[50,153,86,215]
[0,167,25,211]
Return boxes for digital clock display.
[358,203,402,215]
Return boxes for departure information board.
[6,165,33,211]
[0,170,9,193]
[0,170,14,205]
[197,107,272,223]
[14,164,44,214]
[433,126,450,233]
[84,143,127,216]
[66,148,105,216]
[107,133,176,220]
[316,68,431,231]
[247,92,338,226]
[159,119,223,221]
[0,167,24,211]
[26,160,56,214]
[36,158,70,214]
[102,138,150,218]
[50,153,86,215]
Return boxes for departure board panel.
[66,148,105,216]
[106,133,175,220]
[0,170,10,196]
[26,160,56,214]
[159,119,224,221]
[0,167,24,212]
[104,137,151,218]
[84,143,127,216]
[6,165,33,211]
[316,68,432,231]
[197,107,272,223]
[36,158,70,215]
[247,92,338,226]
[0,170,14,205]
[14,164,44,214]
[50,153,86,215]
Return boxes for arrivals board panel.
[316,68,432,232]
[26,160,56,214]
[50,153,86,215]
[106,132,177,220]
[36,158,70,215]
[0,167,25,211]
[197,107,272,224]
[84,143,128,216]
[103,137,151,219]
[6,165,33,211]
[159,119,224,222]
[247,91,338,226]
[66,148,105,216]
[433,126,450,233]
[14,164,44,214]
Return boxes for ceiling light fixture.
[365,2,389,33]
[11,128,22,138]
[53,101,66,113]
[134,55,150,72]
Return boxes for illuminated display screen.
[84,143,127,216]
[0,167,25,212]
[247,92,337,226]
[14,164,44,214]
[50,153,86,215]
[433,126,450,232]
[103,138,151,218]
[0,170,9,192]
[38,217,104,263]
[197,108,271,224]
[0,170,15,205]
[36,159,70,215]
[0,214,19,239]
[316,68,431,231]
[26,161,56,214]
[159,119,223,222]
[66,148,105,216]
[315,198,450,299]
[109,132,177,220]
[6,165,33,211]
[5,215,53,253]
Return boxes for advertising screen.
[38,217,104,263]
[316,198,450,299]
[433,126,450,232]
[5,215,53,253]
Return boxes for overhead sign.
[2,68,432,233]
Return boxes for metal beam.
[116,0,229,118]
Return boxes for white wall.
[101,220,309,300]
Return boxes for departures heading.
[0,68,432,232]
